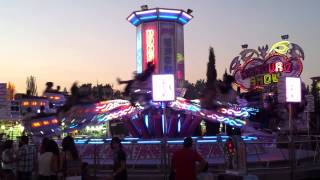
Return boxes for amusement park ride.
[27,7,305,140]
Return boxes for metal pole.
[162,102,168,180]
[288,103,295,180]
[307,112,310,136]
[94,144,97,178]
[225,123,227,135]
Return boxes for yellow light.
[22,101,29,106]
[146,29,155,62]
[1,125,5,130]
[43,121,49,125]
[269,40,290,55]
[32,122,41,127]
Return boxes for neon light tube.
[177,119,181,133]
[136,9,157,15]
[159,15,178,19]
[178,17,188,24]
[124,137,139,140]
[132,19,139,25]
[137,140,161,144]
[127,14,136,21]
[202,136,218,139]
[182,12,192,19]
[197,140,217,143]
[140,15,157,20]
[145,115,149,128]
[88,141,104,144]
[159,9,181,14]
[167,140,184,144]
[162,114,165,134]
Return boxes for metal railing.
[71,135,320,178]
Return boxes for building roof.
[127,8,193,26]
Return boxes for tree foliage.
[7,82,15,100]
[206,47,217,89]
[26,76,38,96]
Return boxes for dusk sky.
[1,0,319,93]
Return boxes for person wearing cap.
[110,137,127,180]
[171,137,207,180]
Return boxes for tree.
[206,47,217,89]
[7,82,15,100]
[26,76,38,96]
[194,79,206,97]
[45,82,54,93]
[184,80,197,99]
[92,83,114,100]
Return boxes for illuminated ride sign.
[152,74,175,101]
[141,23,158,73]
[230,40,304,90]
[146,29,155,62]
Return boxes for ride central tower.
[127,7,193,88]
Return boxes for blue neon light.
[136,28,142,74]
[132,19,139,25]
[128,8,193,26]
[75,140,87,144]
[197,140,217,143]
[241,136,258,141]
[140,15,157,20]
[202,136,218,139]
[124,137,139,140]
[167,140,184,144]
[137,140,161,144]
[145,115,149,128]
[178,17,188,24]
[162,114,165,134]
[177,119,181,133]
[121,141,132,144]
[159,15,178,19]
[88,141,104,144]
[69,124,78,129]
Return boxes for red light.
[51,119,58,124]
[226,139,235,154]
[142,23,158,73]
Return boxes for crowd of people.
[1,135,213,180]
[0,135,86,180]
